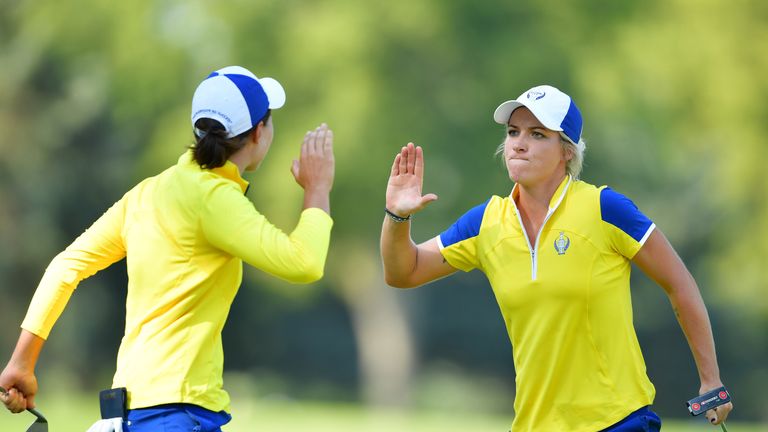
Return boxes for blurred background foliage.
[1,0,766,428]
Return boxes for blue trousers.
[600,406,662,431]
[124,404,232,432]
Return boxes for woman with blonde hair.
[380,85,732,431]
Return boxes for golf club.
[686,386,731,432]
[0,385,48,432]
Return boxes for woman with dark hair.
[1,65,335,431]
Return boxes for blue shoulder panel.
[440,199,490,247]
[600,187,653,242]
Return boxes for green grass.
[1,390,764,431]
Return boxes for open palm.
[386,142,438,217]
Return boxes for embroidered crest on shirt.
[554,231,570,255]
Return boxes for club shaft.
[28,407,48,422]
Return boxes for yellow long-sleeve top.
[21,151,333,412]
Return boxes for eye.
[507,129,519,137]
[532,131,546,139]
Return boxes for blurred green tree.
[0,0,765,422]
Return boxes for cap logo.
[193,108,233,126]
[527,90,546,101]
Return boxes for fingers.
[398,145,408,175]
[302,123,333,156]
[2,387,27,413]
[706,407,719,425]
[312,124,325,154]
[391,153,401,177]
[706,402,733,425]
[302,123,334,164]
[399,143,420,175]
[302,130,311,156]
[414,145,425,179]
[306,127,316,155]
[295,123,335,193]
[0,387,7,411]
[305,123,330,154]
[391,142,424,178]
[406,143,416,174]
[323,127,333,154]
[421,193,438,205]
[10,388,26,413]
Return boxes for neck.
[514,173,568,213]
[228,152,250,175]
[228,140,263,175]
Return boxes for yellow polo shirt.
[21,151,333,412]
[438,176,656,431]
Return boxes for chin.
[506,169,522,183]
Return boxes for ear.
[562,141,574,162]
[251,122,265,144]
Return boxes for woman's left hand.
[700,383,733,426]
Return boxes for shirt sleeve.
[599,187,655,259]
[21,196,128,339]
[437,199,490,272]
[199,182,333,284]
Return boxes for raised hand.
[386,142,437,218]
[292,123,335,213]
[291,123,335,192]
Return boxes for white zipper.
[511,176,572,281]
[513,209,534,277]
[515,208,555,280]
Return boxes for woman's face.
[246,116,274,171]
[503,107,570,187]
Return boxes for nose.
[508,135,527,154]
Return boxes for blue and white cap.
[191,66,286,138]
[493,85,582,144]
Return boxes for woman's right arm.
[201,124,335,284]
[380,143,456,288]
[0,330,45,413]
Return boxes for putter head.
[26,408,48,432]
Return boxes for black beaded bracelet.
[385,208,411,222]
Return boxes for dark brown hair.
[190,110,271,169]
